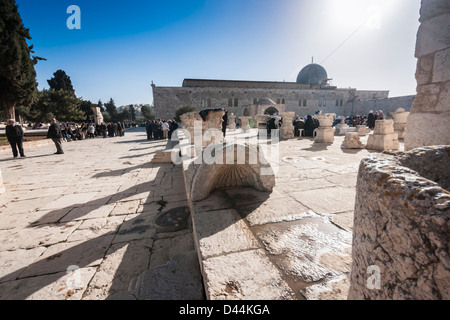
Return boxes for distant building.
[152,63,414,119]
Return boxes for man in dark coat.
[367,111,376,130]
[6,119,25,158]
[47,118,64,154]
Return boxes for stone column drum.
[366,120,399,151]
[348,146,450,300]
[239,116,252,133]
[279,112,295,140]
[314,113,336,143]
[228,113,236,130]
[342,132,365,149]
[390,108,410,139]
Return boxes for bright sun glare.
[330,0,401,30]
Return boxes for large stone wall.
[152,84,390,120]
[404,0,450,150]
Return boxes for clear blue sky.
[16,0,421,107]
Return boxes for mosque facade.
[152,63,414,120]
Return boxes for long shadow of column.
[0,161,174,300]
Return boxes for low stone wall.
[348,146,450,299]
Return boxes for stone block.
[342,132,365,149]
[202,249,295,300]
[366,132,399,151]
[419,0,450,22]
[405,112,450,150]
[373,119,395,134]
[415,13,450,57]
[348,147,450,300]
[433,47,450,82]
[415,54,434,85]
[314,127,335,143]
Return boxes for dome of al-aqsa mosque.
[296,63,328,85]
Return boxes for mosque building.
[152,62,414,120]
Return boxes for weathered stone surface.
[109,251,204,300]
[405,113,450,149]
[279,112,295,139]
[348,146,450,300]
[203,249,295,300]
[342,132,365,149]
[0,267,97,300]
[433,47,450,82]
[0,169,5,194]
[83,238,153,300]
[194,209,259,259]
[255,212,352,283]
[415,13,450,57]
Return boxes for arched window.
[323,99,327,107]
[318,99,322,107]
[299,99,302,107]
[234,98,239,107]
[336,99,339,107]
[253,98,258,104]
[228,98,233,107]
[281,98,285,104]
[303,99,307,107]
[207,98,212,108]
[276,98,281,104]
[340,99,344,106]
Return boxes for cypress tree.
[0,0,44,120]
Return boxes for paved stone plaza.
[0,127,404,300]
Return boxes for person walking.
[47,118,64,154]
[5,119,25,158]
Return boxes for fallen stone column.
[342,132,365,149]
[348,146,450,300]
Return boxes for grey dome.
[256,98,276,105]
[296,63,328,85]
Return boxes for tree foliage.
[141,104,155,121]
[175,105,196,122]
[47,69,75,93]
[0,0,45,120]
[104,98,119,122]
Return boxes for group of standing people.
[5,119,128,158]
[367,110,385,130]
[145,119,179,140]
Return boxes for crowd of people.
[59,122,127,141]
[145,119,179,140]
[291,110,386,137]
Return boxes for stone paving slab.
[0,127,404,300]
[0,128,203,300]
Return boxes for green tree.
[129,105,136,122]
[141,104,155,121]
[79,99,95,121]
[29,89,84,125]
[104,98,118,122]
[0,0,45,120]
[175,105,196,122]
[47,69,75,93]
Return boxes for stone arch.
[189,143,275,202]
[243,108,250,116]
[264,107,279,115]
